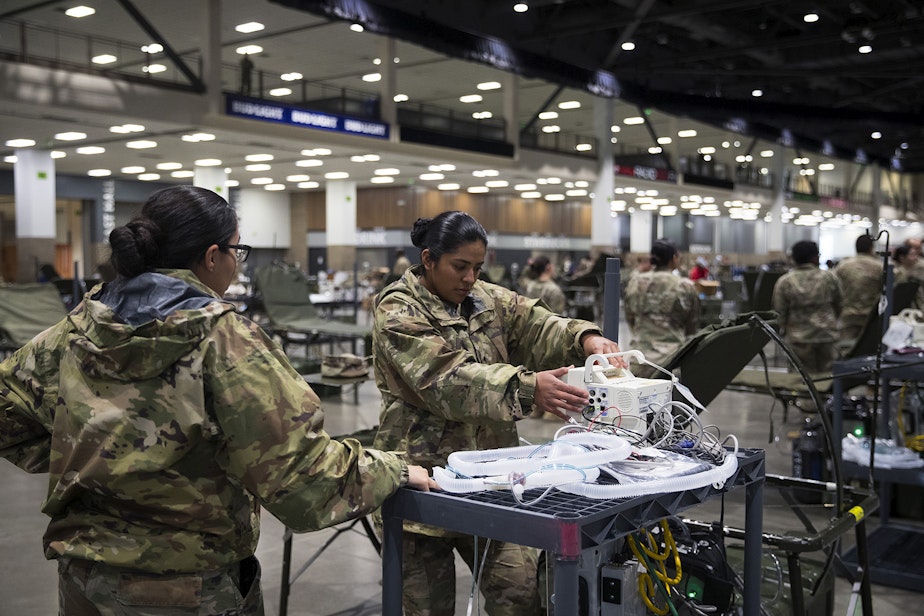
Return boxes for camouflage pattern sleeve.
[204,315,405,532]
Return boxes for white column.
[591,97,618,252]
[871,164,882,225]
[194,165,229,199]
[326,180,357,271]
[503,73,519,149]
[767,145,786,254]
[202,0,222,114]
[380,37,397,131]
[14,149,56,282]
[629,211,654,254]
[237,188,291,249]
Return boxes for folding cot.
[0,283,69,358]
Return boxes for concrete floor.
[2,363,922,615]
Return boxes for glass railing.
[0,19,202,89]
[519,127,598,158]
[397,102,506,142]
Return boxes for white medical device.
[563,350,673,431]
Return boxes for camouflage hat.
[321,353,370,378]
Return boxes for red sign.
[614,164,677,183]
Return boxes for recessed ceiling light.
[467,186,489,193]
[246,154,274,162]
[143,64,167,73]
[678,129,697,137]
[226,180,240,187]
[4,156,17,163]
[373,58,382,65]
[91,54,117,65]
[50,151,66,159]
[438,183,461,190]
[350,155,366,162]
[236,45,263,55]
[513,3,528,12]
[558,100,581,109]
[472,169,499,177]
[545,194,565,201]
[298,181,319,188]
[120,166,145,174]
[171,170,195,178]
[265,184,286,191]
[251,177,273,185]
[65,6,96,18]
[313,148,332,156]
[269,87,292,97]
[246,164,272,172]
[281,72,303,81]
[325,171,350,179]
[375,168,400,175]
[195,158,222,166]
[286,174,311,182]
[126,140,157,149]
[439,164,456,171]
[350,23,364,32]
[156,162,183,170]
[538,111,558,120]
[621,42,636,51]
[370,176,394,184]
[871,131,882,139]
[138,173,161,181]
[657,137,672,145]
[803,12,819,22]
[858,45,873,54]
[751,89,763,97]
[55,131,86,141]
[182,132,215,142]
[235,22,265,33]
[521,191,541,199]
[541,125,561,133]
[394,94,409,102]
[110,124,145,133]
[759,150,774,157]
[87,169,111,177]
[459,94,483,103]
[473,111,493,119]
[362,73,382,82]
[819,163,835,171]
[576,143,593,152]
[515,183,536,191]
[419,173,444,181]
[296,159,324,167]
[648,146,662,154]
[477,81,502,90]
[624,116,644,125]
[485,180,509,188]
[5,138,36,148]
[76,146,105,155]
[140,43,163,54]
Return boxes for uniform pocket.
[116,572,203,608]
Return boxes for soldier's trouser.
[57,555,264,616]
[402,532,541,616]
[788,341,837,374]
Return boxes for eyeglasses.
[222,243,252,263]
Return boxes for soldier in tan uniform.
[0,186,435,615]
[523,255,567,314]
[835,234,882,343]
[372,210,621,616]
[772,240,843,373]
[624,239,700,367]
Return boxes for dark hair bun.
[410,217,431,248]
[109,218,161,278]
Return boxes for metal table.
[381,448,765,616]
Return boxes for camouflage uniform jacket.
[835,254,882,336]
[524,278,567,314]
[0,269,405,573]
[372,265,601,536]
[624,271,700,365]
[772,264,842,343]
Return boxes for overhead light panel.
[538,111,558,120]
[296,159,324,167]
[138,173,161,181]
[804,13,819,22]
[126,140,157,149]
[141,43,163,53]
[194,158,222,166]
[5,138,36,148]
[324,171,350,179]
[624,116,644,125]
[621,42,636,51]
[467,186,489,193]
[76,146,105,155]
[521,191,541,199]
[477,81,502,90]
[246,154,274,162]
[50,151,66,159]
[350,23,364,32]
[576,144,593,151]
[236,45,263,55]
[370,176,394,184]
[362,73,382,82]
[678,129,697,137]
[251,177,273,185]
[92,54,117,65]
[460,94,483,103]
[65,6,96,18]
[265,184,286,191]
[751,89,763,97]
[87,169,111,177]
[156,162,183,170]
[246,164,272,172]
[120,166,145,174]
[513,3,529,12]
[419,173,444,181]
[55,131,86,141]
[235,22,265,33]
[281,72,303,81]
[394,94,409,102]
[182,132,215,142]
[558,100,581,109]
[269,87,292,96]
[143,64,167,73]
[171,170,194,178]
[110,124,144,133]
[438,183,461,191]
[375,168,400,175]
[286,174,311,182]
[298,181,320,188]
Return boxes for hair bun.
[410,217,431,248]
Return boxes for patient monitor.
[563,351,672,432]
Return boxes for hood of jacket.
[68,269,236,381]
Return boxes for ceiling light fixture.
[55,131,87,141]
[65,5,96,18]
[235,22,265,33]
[138,173,161,181]
[394,94,409,102]
[281,72,303,81]
[624,116,644,125]
[121,166,145,174]
[467,186,489,193]
[140,43,163,54]
[621,42,636,51]
[286,174,311,182]
[460,94,483,103]
[858,45,872,54]
[324,171,350,179]
[269,87,292,96]
[5,138,35,148]
[298,181,320,188]
[538,111,558,120]
[143,64,167,73]
[171,170,194,178]
[514,3,529,13]
[87,169,111,177]
[678,129,697,137]
[236,45,263,55]
[362,73,382,82]
[92,54,117,65]
[751,89,763,97]
[194,158,222,166]
[558,100,581,109]
[350,23,364,32]
[76,146,105,155]
[246,164,272,171]
[803,13,819,23]
[126,140,157,149]
[156,162,182,170]
[477,81,502,90]
[370,176,394,184]
[438,183,461,191]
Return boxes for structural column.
[766,144,786,257]
[13,149,56,283]
[194,165,229,200]
[503,73,519,149]
[326,180,357,271]
[379,37,398,138]
[202,0,223,114]
[591,97,619,256]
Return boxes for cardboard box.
[695,280,720,296]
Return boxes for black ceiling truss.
[272,0,924,172]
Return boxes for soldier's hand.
[406,465,439,491]
[580,334,626,368]
[534,367,589,421]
